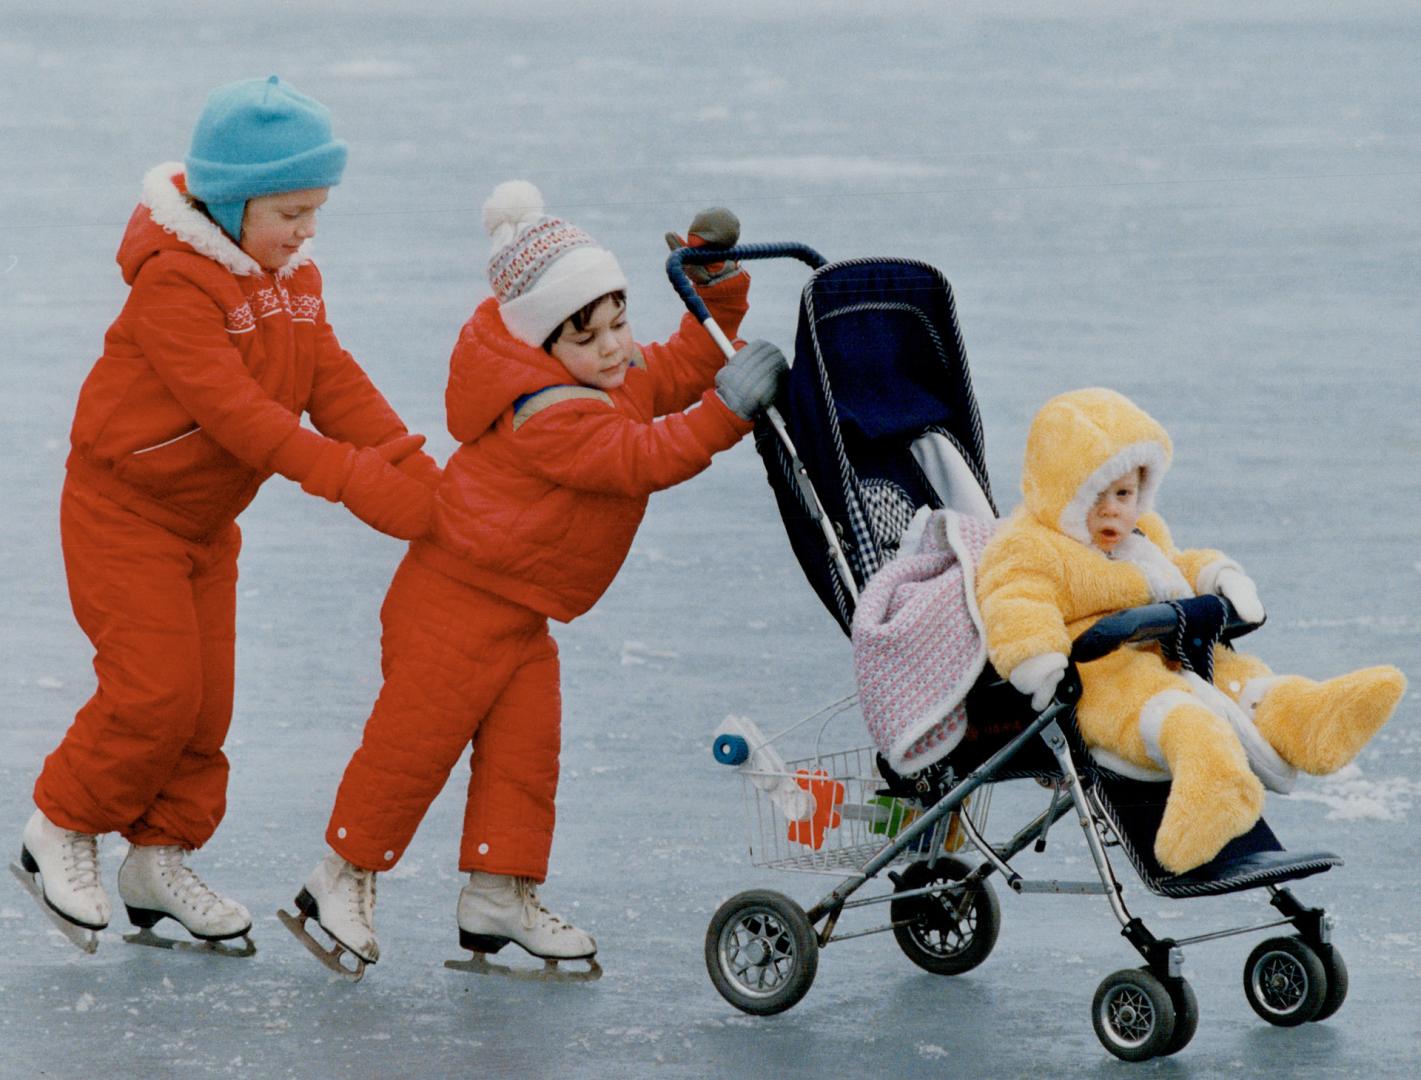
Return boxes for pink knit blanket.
[851,509,999,774]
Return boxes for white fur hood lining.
[140,162,312,279]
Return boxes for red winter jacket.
[66,164,420,541]
[411,273,752,621]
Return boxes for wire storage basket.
[736,742,991,875]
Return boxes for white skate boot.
[13,809,110,952]
[118,844,254,954]
[446,872,599,981]
[278,852,378,981]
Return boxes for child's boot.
[19,809,111,929]
[1151,704,1265,875]
[117,844,252,941]
[456,872,596,961]
[295,852,380,964]
[1246,666,1406,775]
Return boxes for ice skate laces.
[514,878,570,934]
[60,830,102,892]
[154,846,238,916]
[340,861,377,923]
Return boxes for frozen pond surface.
[1,2,1417,1076]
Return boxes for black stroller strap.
[1160,595,1230,680]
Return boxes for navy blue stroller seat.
[665,244,1350,1060]
[756,258,995,634]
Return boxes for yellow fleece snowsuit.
[976,388,1405,873]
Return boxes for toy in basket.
[675,240,1357,1062]
[712,709,981,875]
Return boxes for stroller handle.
[665,242,828,326]
[665,240,858,603]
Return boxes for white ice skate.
[117,844,254,956]
[444,872,601,981]
[278,852,378,981]
[12,808,110,953]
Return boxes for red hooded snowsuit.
[34,165,435,849]
[324,273,752,880]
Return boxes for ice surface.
[1,2,1418,1077]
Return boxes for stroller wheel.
[704,890,818,1015]
[1243,935,1328,1026]
[889,856,1000,976]
[1091,968,1178,1062]
[1160,976,1199,1056]
[1310,943,1348,1022]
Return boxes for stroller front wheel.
[1243,935,1328,1026]
[1091,967,1178,1062]
[889,856,1000,976]
[705,889,819,1015]
[1310,943,1348,1022]
[1160,976,1199,1056]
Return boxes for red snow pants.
[325,552,562,880]
[33,475,240,848]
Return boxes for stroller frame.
[669,244,1348,1061]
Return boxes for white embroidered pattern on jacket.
[225,284,321,335]
[289,293,321,322]
[227,305,258,334]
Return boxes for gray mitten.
[665,207,741,285]
[715,339,787,420]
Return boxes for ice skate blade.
[277,907,368,982]
[9,861,101,954]
[122,926,256,957]
[444,951,602,983]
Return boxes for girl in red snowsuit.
[290,183,786,973]
[20,76,438,949]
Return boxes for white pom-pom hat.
[483,180,628,348]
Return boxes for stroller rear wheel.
[1092,967,1178,1062]
[889,856,1000,976]
[1243,935,1328,1026]
[705,889,819,1015]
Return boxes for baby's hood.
[115,162,311,285]
[1020,387,1172,544]
[445,296,579,443]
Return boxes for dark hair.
[187,197,239,241]
[542,290,627,352]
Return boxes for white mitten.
[1214,567,1264,624]
[1008,652,1070,711]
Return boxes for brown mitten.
[665,207,741,285]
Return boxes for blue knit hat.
[184,75,348,241]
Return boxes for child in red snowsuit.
[19,76,439,950]
[289,182,786,974]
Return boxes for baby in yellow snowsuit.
[975,388,1405,874]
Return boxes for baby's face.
[1087,468,1142,553]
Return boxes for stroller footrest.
[1093,769,1342,897]
[1152,849,1343,899]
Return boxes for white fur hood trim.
[1059,440,1168,545]
[1021,388,1172,544]
[140,162,313,279]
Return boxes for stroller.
[667,244,1349,1061]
